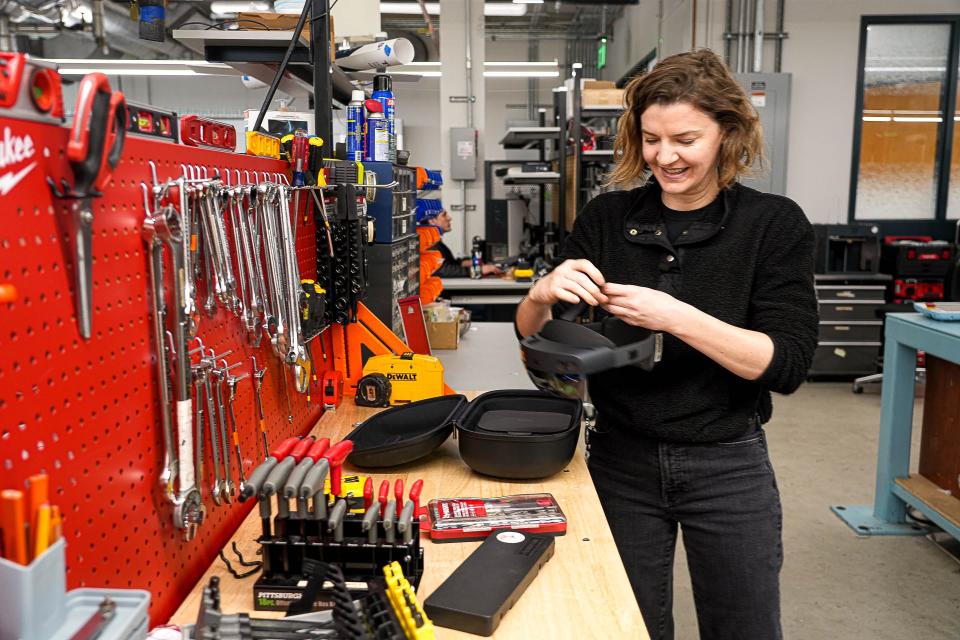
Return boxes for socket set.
[316,182,370,325]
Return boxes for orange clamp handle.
[323,440,354,496]
[394,478,404,512]
[378,480,390,517]
[270,436,302,460]
[408,479,423,514]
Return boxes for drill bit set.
[239,436,425,612]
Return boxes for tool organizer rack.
[0,117,334,625]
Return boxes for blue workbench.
[832,313,960,541]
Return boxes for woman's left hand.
[600,283,686,332]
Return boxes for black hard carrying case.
[345,390,582,479]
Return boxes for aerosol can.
[346,89,365,161]
[372,74,396,162]
[364,99,390,162]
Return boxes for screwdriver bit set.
[241,436,425,612]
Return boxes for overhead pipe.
[774,0,784,72]
[723,0,733,66]
[752,0,764,72]
[0,15,11,51]
[736,0,746,72]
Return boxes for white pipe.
[752,0,764,72]
[736,0,747,72]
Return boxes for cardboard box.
[426,318,460,350]
[583,80,616,90]
[582,88,625,108]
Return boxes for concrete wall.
[606,0,960,224]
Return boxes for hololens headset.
[520,301,663,398]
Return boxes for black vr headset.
[520,301,663,398]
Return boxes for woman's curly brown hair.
[608,48,764,189]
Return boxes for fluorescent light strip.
[892,116,942,123]
[483,71,559,78]
[864,66,947,72]
[379,2,527,16]
[485,61,558,67]
[58,69,218,76]
[862,116,891,122]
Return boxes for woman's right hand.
[527,259,608,307]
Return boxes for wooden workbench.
[169,398,648,639]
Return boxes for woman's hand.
[527,259,608,307]
[600,283,686,332]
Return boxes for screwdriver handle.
[241,458,278,501]
[378,480,390,517]
[269,436,302,460]
[288,436,316,462]
[394,478,404,512]
[408,479,423,514]
[304,437,331,462]
[363,477,373,509]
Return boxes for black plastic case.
[345,390,582,479]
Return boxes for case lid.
[475,410,573,435]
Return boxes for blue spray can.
[346,89,366,161]
[372,74,396,162]
[363,99,390,162]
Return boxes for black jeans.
[587,424,783,640]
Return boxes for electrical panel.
[449,127,478,180]
[735,73,791,196]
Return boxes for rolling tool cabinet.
[810,274,891,377]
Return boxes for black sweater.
[434,240,470,278]
[558,181,818,443]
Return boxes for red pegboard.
[0,117,335,625]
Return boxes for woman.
[516,49,818,640]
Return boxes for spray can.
[372,74,396,162]
[346,89,366,162]
[470,236,484,280]
[364,99,390,162]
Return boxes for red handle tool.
[288,436,317,462]
[378,480,390,517]
[322,440,354,496]
[304,437,331,461]
[67,73,127,196]
[271,437,302,460]
[394,478,404,512]
[408,479,423,514]
[363,477,373,509]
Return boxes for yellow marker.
[33,504,50,559]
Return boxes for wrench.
[251,356,270,460]
[160,202,204,540]
[214,359,242,503]
[141,189,177,505]
[224,371,249,490]
[191,365,205,503]
[202,364,223,506]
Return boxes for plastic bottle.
[346,89,365,162]
[363,99,390,162]
[372,74,396,163]
[470,236,484,280]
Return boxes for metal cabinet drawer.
[818,322,883,342]
[810,343,881,376]
[819,301,882,321]
[815,285,886,302]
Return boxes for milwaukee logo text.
[0,128,35,168]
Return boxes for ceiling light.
[513,0,544,4]
[379,2,527,17]
[483,71,559,78]
[210,1,270,13]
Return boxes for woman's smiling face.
[640,102,724,209]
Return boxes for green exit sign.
[598,36,608,70]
